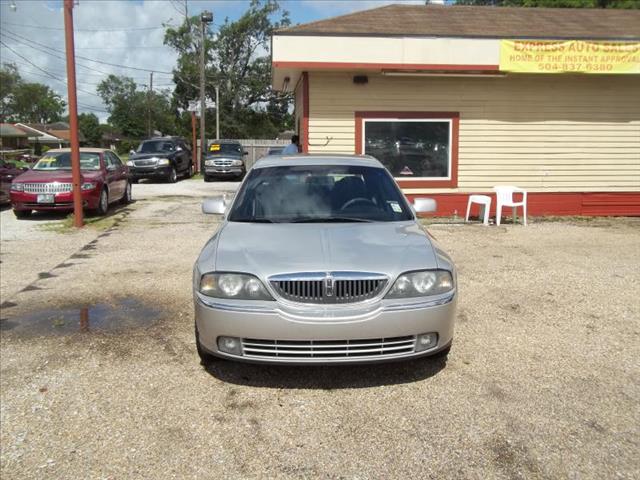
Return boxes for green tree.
[0,63,66,123]
[455,0,640,7]
[0,63,21,121]
[78,112,102,145]
[97,74,176,139]
[164,0,293,139]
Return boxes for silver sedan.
[193,155,457,365]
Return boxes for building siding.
[306,72,640,194]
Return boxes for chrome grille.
[241,336,416,359]
[23,182,72,194]
[133,159,157,167]
[214,159,232,166]
[269,272,388,304]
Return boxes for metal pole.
[63,0,83,228]
[147,71,153,138]
[215,85,219,140]
[199,16,207,169]
[191,111,197,173]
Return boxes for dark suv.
[128,137,193,183]
[202,140,247,182]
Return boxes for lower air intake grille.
[241,336,416,359]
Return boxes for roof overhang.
[272,34,501,91]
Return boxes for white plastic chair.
[465,195,491,226]
[494,186,527,226]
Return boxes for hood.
[131,152,174,160]
[205,221,437,281]
[15,169,101,183]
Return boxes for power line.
[0,21,169,32]
[0,41,103,99]
[1,29,175,75]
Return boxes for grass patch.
[187,173,204,180]
[38,212,123,234]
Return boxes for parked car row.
[4,137,289,219]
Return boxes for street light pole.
[63,0,83,228]
[215,85,220,140]
[199,11,213,169]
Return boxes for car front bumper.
[203,166,244,176]
[11,189,101,211]
[194,293,456,364]
[129,166,173,180]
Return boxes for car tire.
[95,188,109,216]
[186,163,194,178]
[167,167,178,183]
[121,182,132,204]
[204,175,212,183]
[195,324,218,366]
[130,178,139,184]
[14,209,31,219]
[237,172,245,181]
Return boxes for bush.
[117,140,139,155]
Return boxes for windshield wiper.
[232,218,277,223]
[288,216,373,223]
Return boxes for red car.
[1,160,28,206]
[10,148,131,219]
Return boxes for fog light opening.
[416,333,438,352]
[217,336,242,355]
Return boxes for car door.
[109,151,128,195]
[104,152,123,200]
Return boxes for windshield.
[228,165,413,223]
[137,140,175,153]
[208,143,242,156]
[33,152,101,171]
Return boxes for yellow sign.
[500,40,640,74]
[210,144,221,151]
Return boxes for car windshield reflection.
[228,165,413,223]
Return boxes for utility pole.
[63,0,83,228]
[199,11,213,169]
[215,85,220,140]
[191,111,197,173]
[147,71,153,138]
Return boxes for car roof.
[210,139,242,145]
[253,154,383,169]
[45,148,109,154]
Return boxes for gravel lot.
[1,179,639,479]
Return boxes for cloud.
[1,0,180,122]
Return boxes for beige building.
[272,5,640,216]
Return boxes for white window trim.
[362,118,453,181]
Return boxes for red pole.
[191,111,198,173]
[63,0,83,228]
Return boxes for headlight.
[81,182,97,191]
[205,159,215,166]
[199,272,273,300]
[385,270,454,299]
[10,183,24,192]
[231,159,243,166]
[126,160,134,167]
[157,158,170,166]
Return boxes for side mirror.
[202,197,226,215]
[129,150,135,156]
[106,164,117,172]
[413,198,437,213]
[176,146,183,152]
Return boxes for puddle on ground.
[0,298,161,336]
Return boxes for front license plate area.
[37,194,55,204]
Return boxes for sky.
[0,0,439,122]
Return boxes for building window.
[355,112,459,187]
